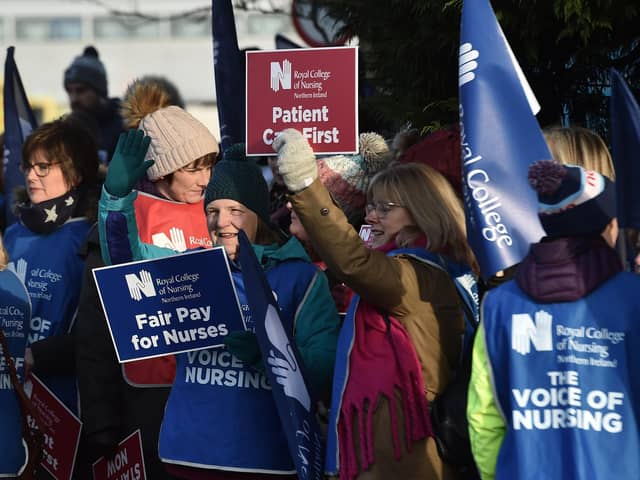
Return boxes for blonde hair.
[368,163,478,273]
[543,126,615,180]
[0,234,8,270]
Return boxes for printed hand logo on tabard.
[265,304,311,411]
[151,227,187,252]
[7,258,28,284]
[512,310,553,355]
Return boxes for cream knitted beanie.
[138,106,219,180]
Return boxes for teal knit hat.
[204,143,270,223]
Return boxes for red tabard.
[123,192,212,386]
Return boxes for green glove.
[224,330,263,371]
[104,130,153,197]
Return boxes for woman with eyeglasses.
[286,132,393,317]
[274,129,479,480]
[3,114,100,417]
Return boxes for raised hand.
[104,130,153,197]
[272,129,317,193]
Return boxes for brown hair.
[164,151,218,185]
[543,126,615,180]
[21,114,100,220]
[22,115,99,190]
[368,163,479,273]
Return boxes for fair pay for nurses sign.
[93,248,245,363]
[246,46,358,155]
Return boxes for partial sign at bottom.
[92,429,146,480]
[24,374,82,480]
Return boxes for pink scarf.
[338,298,432,479]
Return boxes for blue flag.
[212,0,246,151]
[3,47,38,227]
[610,68,640,229]
[276,33,302,50]
[236,231,324,480]
[459,0,548,279]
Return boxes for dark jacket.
[515,235,622,302]
[95,98,125,162]
[74,224,176,479]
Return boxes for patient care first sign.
[246,46,358,155]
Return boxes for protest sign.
[25,374,81,480]
[246,46,358,155]
[93,248,245,363]
[236,231,324,480]
[92,430,146,480]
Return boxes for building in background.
[0,0,303,136]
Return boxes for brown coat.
[291,179,465,480]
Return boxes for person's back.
[468,160,640,479]
[480,266,640,478]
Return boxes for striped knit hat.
[528,160,616,237]
[318,132,392,227]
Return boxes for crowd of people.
[0,43,639,480]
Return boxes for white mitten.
[272,129,318,192]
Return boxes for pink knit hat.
[318,132,392,227]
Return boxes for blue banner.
[93,248,245,362]
[610,68,640,230]
[236,231,324,480]
[276,33,302,50]
[3,46,38,227]
[212,0,246,151]
[0,269,31,476]
[459,0,547,279]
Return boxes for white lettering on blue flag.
[459,0,548,278]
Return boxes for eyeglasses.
[365,201,404,218]
[20,162,59,178]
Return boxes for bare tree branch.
[80,0,289,23]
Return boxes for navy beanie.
[64,46,108,98]
[528,160,616,238]
[204,143,270,224]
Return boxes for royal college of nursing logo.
[264,304,310,411]
[511,310,553,355]
[8,258,27,283]
[270,59,292,92]
[125,270,156,301]
[458,42,479,87]
[151,227,187,252]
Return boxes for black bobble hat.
[204,143,270,223]
[64,46,108,97]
